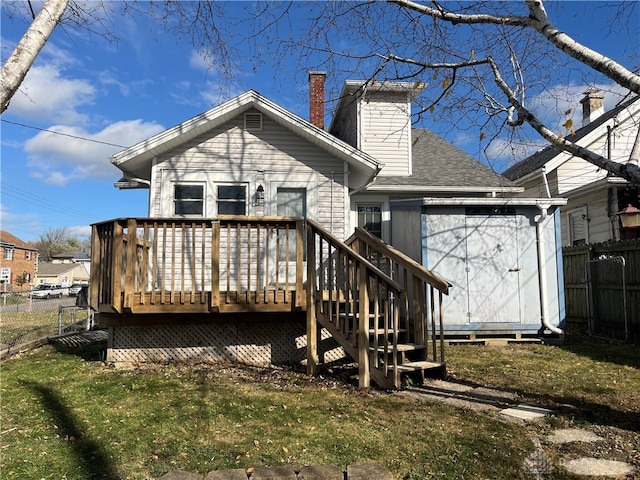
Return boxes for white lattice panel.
[109,322,345,366]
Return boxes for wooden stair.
[305,219,451,390]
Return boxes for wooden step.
[370,343,425,353]
[392,360,445,373]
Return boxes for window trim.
[4,248,14,261]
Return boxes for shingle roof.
[0,231,36,250]
[370,128,517,189]
[502,95,640,181]
[37,262,80,276]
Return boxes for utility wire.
[1,182,96,221]
[1,119,128,148]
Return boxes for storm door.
[269,188,306,286]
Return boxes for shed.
[390,197,567,338]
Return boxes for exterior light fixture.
[617,203,640,240]
[256,184,265,206]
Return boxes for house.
[51,249,92,274]
[503,92,640,245]
[0,231,38,291]
[36,262,90,287]
[92,73,565,388]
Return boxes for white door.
[465,215,521,323]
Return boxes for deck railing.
[90,217,305,314]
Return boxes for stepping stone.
[500,404,552,421]
[205,468,248,480]
[347,463,394,480]
[250,466,297,480]
[298,465,344,480]
[563,458,635,477]
[547,429,604,444]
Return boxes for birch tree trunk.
[0,0,69,113]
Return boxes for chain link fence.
[0,288,94,358]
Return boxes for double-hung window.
[174,184,204,216]
[217,185,247,215]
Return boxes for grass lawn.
[1,336,638,479]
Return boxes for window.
[4,248,13,261]
[357,204,382,238]
[568,208,588,246]
[174,184,204,216]
[217,185,246,215]
[25,251,31,260]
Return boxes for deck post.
[358,262,370,388]
[112,221,124,313]
[306,223,318,375]
[295,219,304,309]
[211,221,220,312]
[89,224,101,311]
[124,219,138,310]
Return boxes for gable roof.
[0,231,36,251]
[503,95,640,181]
[111,90,382,190]
[37,262,85,276]
[366,129,522,194]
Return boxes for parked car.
[30,284,64,299]
[68,283,85,296]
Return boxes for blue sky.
[1,1,638,243]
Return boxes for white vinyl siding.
[150,109,347,239]
[360,92,411,176]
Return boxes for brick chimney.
[580,89,605,127]
[309,71,326,129]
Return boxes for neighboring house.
[0,231,38,291]
[51,249,92,275]
[503,92,640,245]
[35,262,90,287]
[96,72,566,385]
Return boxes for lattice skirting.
[108,321,345,366]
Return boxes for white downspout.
[536,203,564,335]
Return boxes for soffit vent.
[244,112,263,131]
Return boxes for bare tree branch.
[0,0,69,113]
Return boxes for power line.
[1,119,128,148]
[1,182,96,221]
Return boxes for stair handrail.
[347,228,451,295]
[305,218,407,388]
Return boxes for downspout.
[536,203,564,335]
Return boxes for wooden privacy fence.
[563,239,640,343]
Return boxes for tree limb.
[0,0,69,114]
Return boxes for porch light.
[256,184,265,206]
[618,204,640,229]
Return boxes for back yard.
[1,336,638,479]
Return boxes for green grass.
[1,337,638,479]
[0,311,59,346]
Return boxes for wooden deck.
[90,216,451,389]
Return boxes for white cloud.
[24,120,165,185]
[7,64,95,124]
